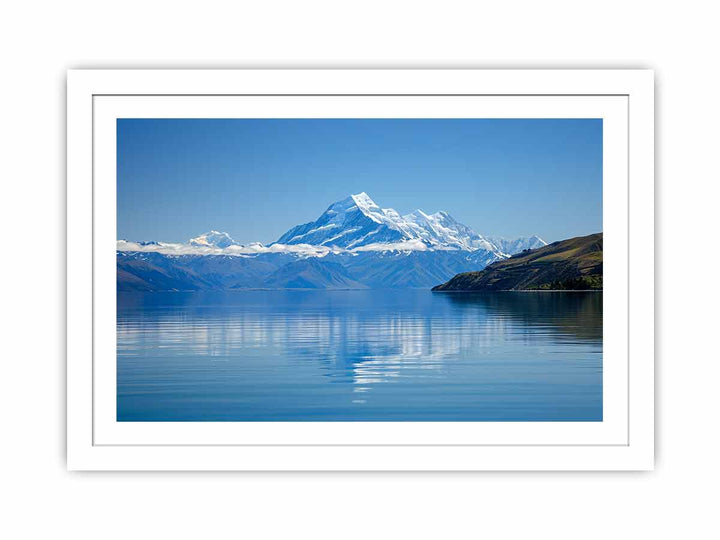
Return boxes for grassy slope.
[432,232,603,291]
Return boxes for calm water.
[117,290,602,421]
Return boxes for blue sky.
[117,118,602,244]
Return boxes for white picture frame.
[67,69,654,471]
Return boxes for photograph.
[116,117,603,422]
[7,0,699,532]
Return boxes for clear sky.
[117,118,602,244]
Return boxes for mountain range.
[117,192,547,290]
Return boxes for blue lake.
[117,290,602,421]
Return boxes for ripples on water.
[117,290,602,421]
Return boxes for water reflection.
[442,291,603,342]
[117,290,602,421]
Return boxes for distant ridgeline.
[432,233,603,292]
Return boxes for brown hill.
[432,233,602,291]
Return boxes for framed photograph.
[67,69,654,470]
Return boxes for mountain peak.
[276,193,505,252]
[272,192,544,255]
[350,191,373,203]
[189,231,238,249]
[349,192,382,214]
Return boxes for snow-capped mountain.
[120,193,547,257]
[117,192,549,290]
[276,193,409,249]
[275,192,508,253]
[402,209,499,252]
[189,230,238,248]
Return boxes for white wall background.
[0,1,715,538]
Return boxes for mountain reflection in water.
[117,290,602,421]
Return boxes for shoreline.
[118,287,603,293]
[432,289,602,293]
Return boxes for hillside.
[432,233,603,291]
[260,258,368,289]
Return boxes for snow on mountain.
[485,235,547,255]
[118,194,546,259]
[189,230,238,248]
[275,192,411,249]
[402,209,499,251]
[117,193,553,291]
[275,192,505,254]
[117,239,342,258]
